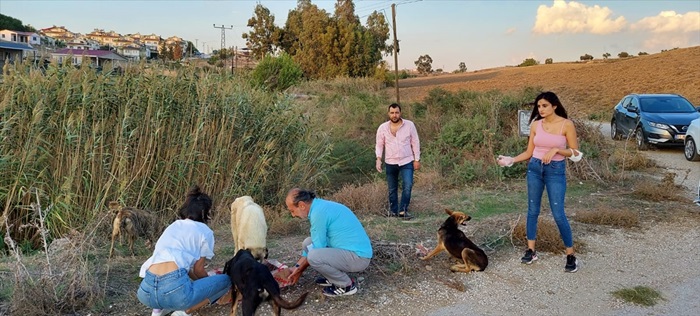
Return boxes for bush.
[518,58,539,67]
[545,58,553,64]
[250,52,303,91]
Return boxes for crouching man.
[284,188,373,297]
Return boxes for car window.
[640,97,696,113]
[621,97,632,109]
[628,98,639,110]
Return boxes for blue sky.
[2,0,699,71]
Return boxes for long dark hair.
[529,91,568,124]
[178,185,212,223]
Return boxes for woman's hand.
[542,148,559,164]
[497,155,514,167]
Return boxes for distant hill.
[396,46,700,118]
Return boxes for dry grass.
[512,217,585,254]
[397,46,700,118]
[634,172,685,202]
[573,207,640,228]
[328,182,388,217]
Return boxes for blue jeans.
[526,158,573,248]
[137,268,231,310]
[386,162,415,214]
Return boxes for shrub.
[618,51,630,58]
[580,54,593,61]
[518,58,539,67]
[512,218,585,253]
[250,52,303,91]
[545,58,553,64]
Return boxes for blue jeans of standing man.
[526,158,573,248]
[137,268,231,310]
[386,161,415,214]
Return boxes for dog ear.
[108,201,121,214]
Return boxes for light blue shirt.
[303,198,373,259]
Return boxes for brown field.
[397,46,700,117]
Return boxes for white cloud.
[631,11,700,33]
[505,27,517,35]
[532,0,626,35]
[630,11,700,51]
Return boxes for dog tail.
[272,291,309,310]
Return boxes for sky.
[1,0,699,71]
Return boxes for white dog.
[230,196,268,261]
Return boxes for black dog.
[223,249,308,316]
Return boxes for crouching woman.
[137,185,231,316]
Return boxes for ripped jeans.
[526,158,573,248]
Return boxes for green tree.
[603,52,611,59]
[457,62,467,72]
[579,54,593,61]
[518,58,538,67]
[545,58,553,64]
[0,14,35,32]
[618,51,630,58]
[242,4,282,61]
[415,54,433,74]
[638,51,648,56]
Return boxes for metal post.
[392,4,400,104]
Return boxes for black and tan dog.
[420,209,488,273]
[223,249,308,316]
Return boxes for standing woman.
[137,185,231,316]
[497,91,583,273]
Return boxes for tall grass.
[0,60,333,244]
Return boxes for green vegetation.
[518,58,539,67]
[0,14,36,32]
[244,1,390,79]
[612,286,665,306]
[580,54,594,61]
[415,54,434,74]
[250,52,303,91]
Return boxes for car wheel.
[636,128,649,150]
[685,137,700,161]
[611,120,622,140]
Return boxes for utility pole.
[391,3,400,104]
[213,24,233,51]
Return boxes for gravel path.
[427,218,700,316]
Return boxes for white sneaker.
[171,311,191,316]
[151,309,172,316]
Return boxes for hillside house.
[52,48,127,68]
[0,30,41,45]
[0,40,35,67]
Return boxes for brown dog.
[108,201,156,258]
[420,209,488,273]
[223,249,308,316]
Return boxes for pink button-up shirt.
[375,119,421,166]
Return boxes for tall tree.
[415,55,433,74]
[242,4,282,60]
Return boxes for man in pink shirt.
[375,103,421,219]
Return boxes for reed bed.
[0,60,332,243]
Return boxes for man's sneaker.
[315,277,333,287]
[521,249,538,264]
[398,211,414,220]
[565,254,579,273]
[322,279,357,297]
[171,311,191,316]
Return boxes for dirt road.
[594,120,699,200]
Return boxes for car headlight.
[648,121,670,129]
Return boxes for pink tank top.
[532,120,567,161]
